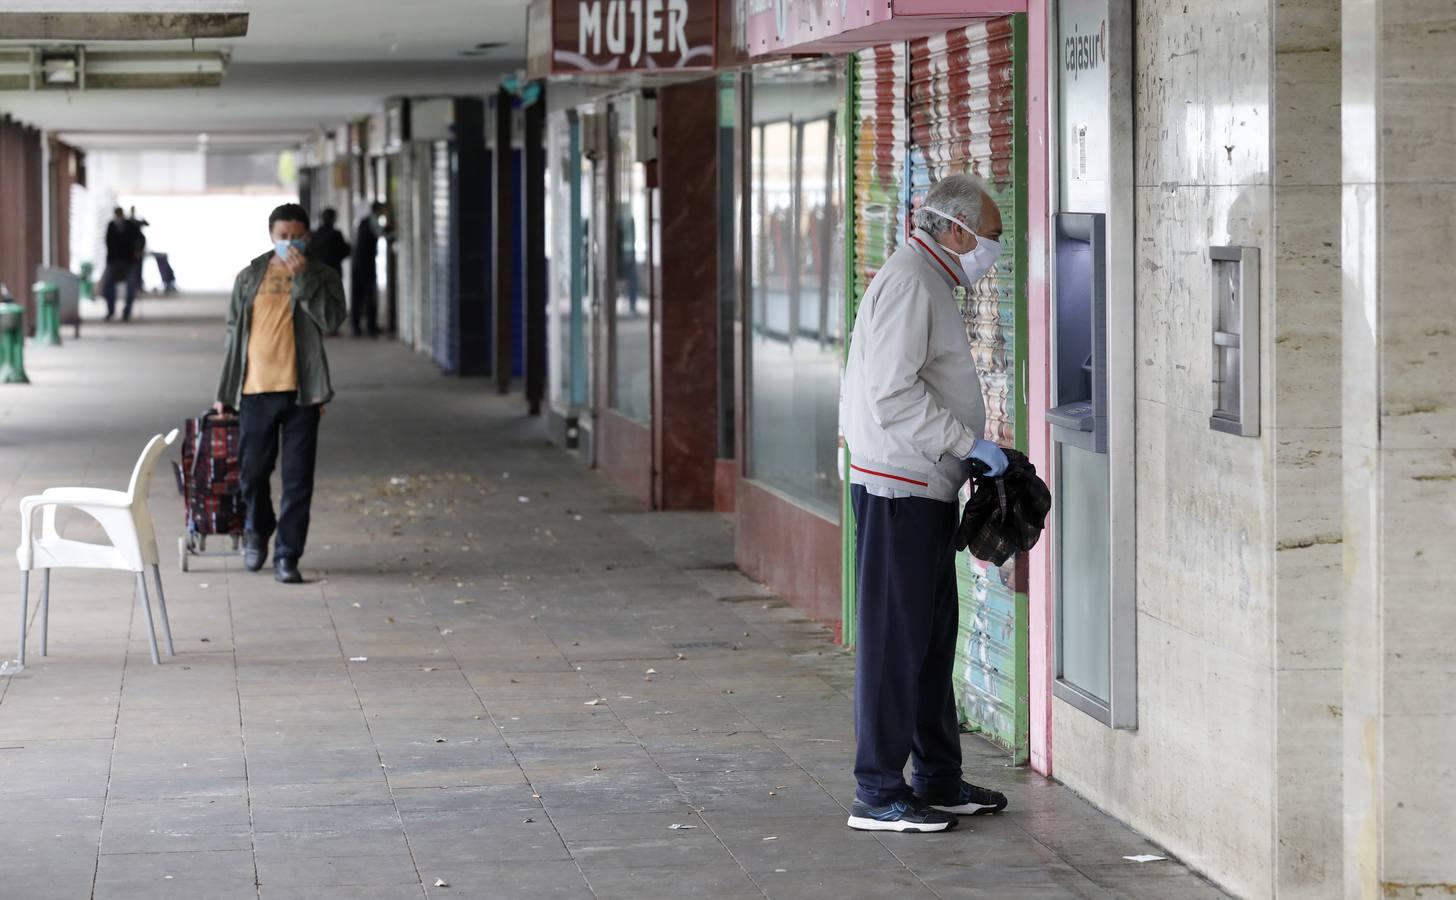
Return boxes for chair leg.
[150,565,174,657]
[17,571,28,667]
[135,572,161,666]
[39,570,50,657]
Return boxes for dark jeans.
[100,262,137,319]
[851,485,963,807]
[239,392,321,563]
[350,267,378,336]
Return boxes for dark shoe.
[274,558,303,584]
[846,798,957,833]
[242,533,267,572]
[918,781,1008,816]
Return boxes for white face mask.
[922,205,1003,284]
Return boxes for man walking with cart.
[214,203,346,583]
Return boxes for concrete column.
[1340,1,1456,897]
[1270,0,1346,896]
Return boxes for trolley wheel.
[178,536,189,573]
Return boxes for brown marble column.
[653,79,720,510]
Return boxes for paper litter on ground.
[1123,854,1168,863]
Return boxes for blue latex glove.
[965,438,1009,477]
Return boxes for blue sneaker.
[846,798,958,833]
[917,781,1008,816]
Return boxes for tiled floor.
[0,295,1230,899]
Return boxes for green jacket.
[215,251,347,408]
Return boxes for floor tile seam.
[554,632,765,900]
[449,624,601,900]
[697,661,940,896]
[225,562,265,900]
[1002,814,1129,899]
[716,690,856,811]
[88,582,135,900]
[317,577,430,894]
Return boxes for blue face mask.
[274,238,307,261]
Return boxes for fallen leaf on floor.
[592,764,602,771]
[441,629,454,636]
[531,793,541,799]
[473,715,482,720]
[434,878,449,887]
[763,836,778,841]
[434,737,447,743]
[669,824,697,830]
[422,667,438,672]
[645,668,658,675]
[675,653,685,661]
[385,617,395,624]
[1123,855,1167,863]
[453,598,476,605]
[351,602,361,608]
[350,657,368,662]
[584,699,604,706]
[517,496,530,504]
[200,637,211,643]
[523,817,534,824]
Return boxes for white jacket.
[841,228,987,503]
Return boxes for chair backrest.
[127,429,180,502]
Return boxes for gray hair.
[912,174,990,239]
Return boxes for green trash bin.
[0,295,29,384]
[32,281,61,347]
[79,261,95,301]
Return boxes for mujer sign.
[528,0,717,77]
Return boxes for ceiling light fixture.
[461,41,507,57]
[0,48,229,91]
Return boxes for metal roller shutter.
[906,16,1028,759]
[429,140,456,373]
[851,43,907,308]
[394,148,415,349]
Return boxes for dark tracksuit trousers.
[239,392,321,563]
[851,485,962,807]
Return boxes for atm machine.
[1049,0,1137,728]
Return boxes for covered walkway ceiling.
[0,0,528,150]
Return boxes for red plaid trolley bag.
[172,411,245,571]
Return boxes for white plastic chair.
[15,429,179,666]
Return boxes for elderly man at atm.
[840,173,1011,833]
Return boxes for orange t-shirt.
[242,259,298,395]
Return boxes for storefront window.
[746,61,845,518]
[610,96,652,425]
[718,75,740,461]
[547,110,592,417]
